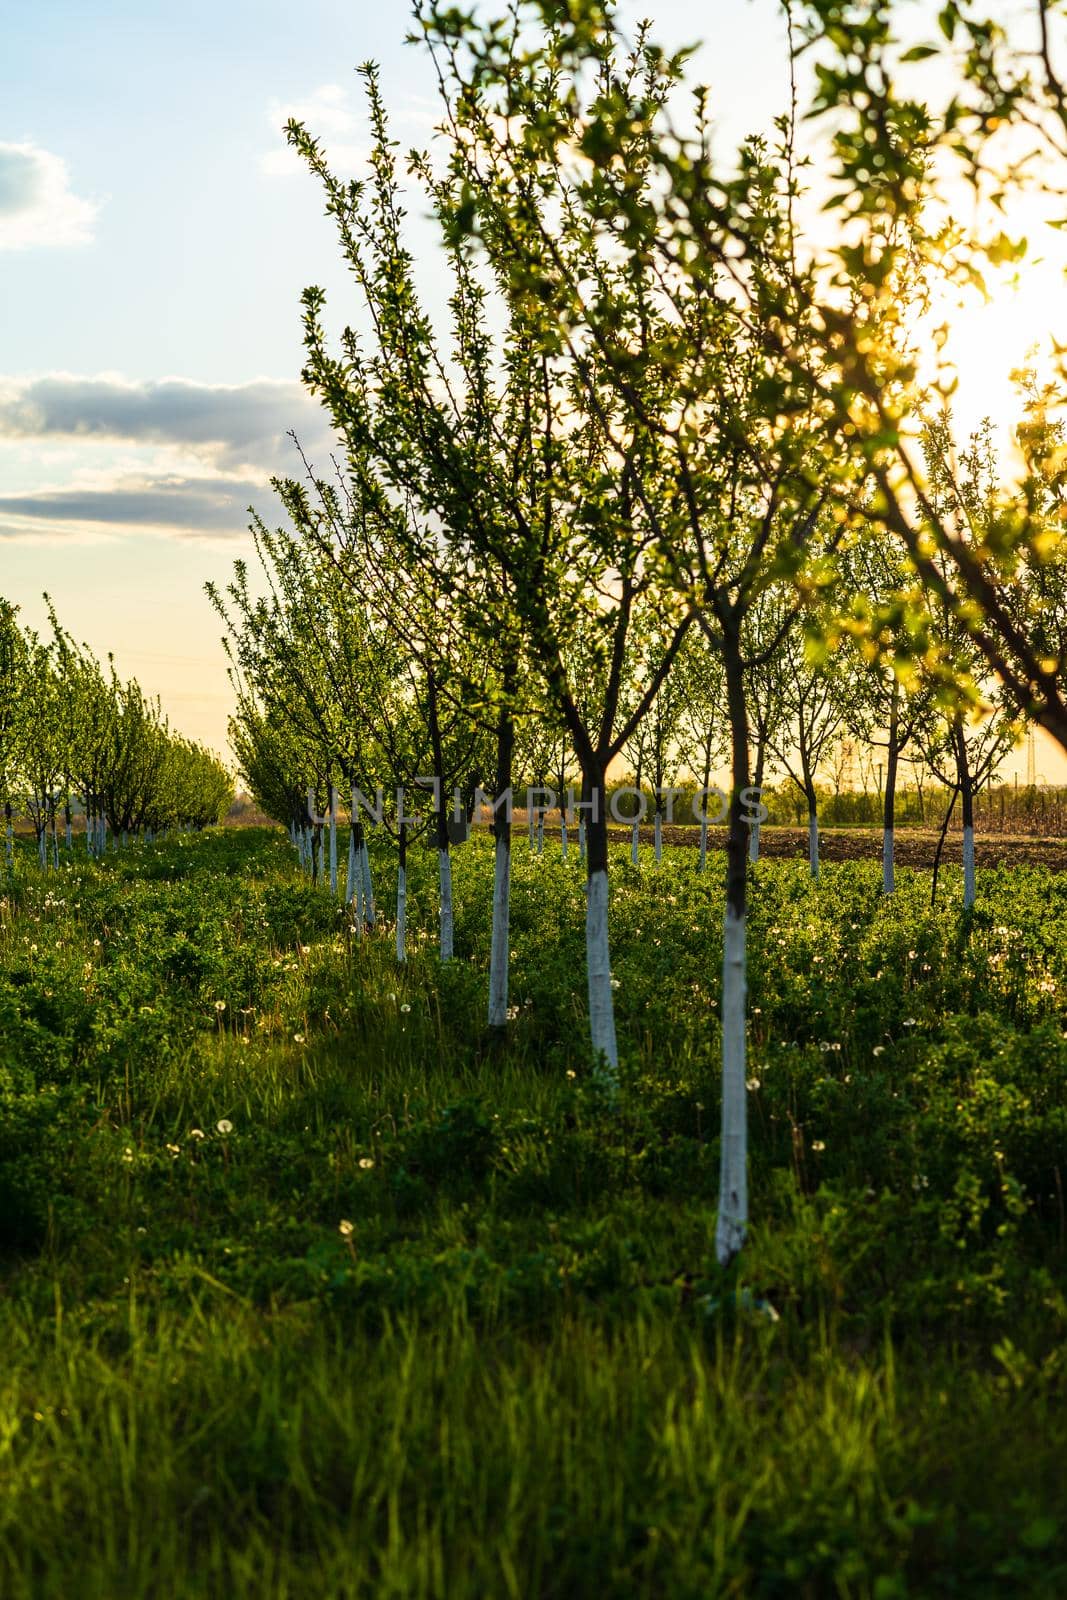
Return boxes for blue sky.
[2,1,1062,781]
[0,0,792,757]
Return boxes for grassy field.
[1,827,1066,1598]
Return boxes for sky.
[2,0,1065,784]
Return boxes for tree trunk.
[361,835,375,927]
[803,764,819,880]
[349,816,364,933]
[883,684,899,895]
[957,718,976,910]
[328,784,338,897]
[488,695,514,1029]
[395,821,407,963]
[654,807,663,864]
[427,670,449,956]
[437,844,453,960]
[717,644,750,1268]
[346,816,358,910]
[584,759,618,1089]
[698,742,712,872]
[748,742,766,863]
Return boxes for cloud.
[0,474,265,536]
[261,83,369,178]
[0,372,340,543]
[0,142,98,250]
[0,373,331,474]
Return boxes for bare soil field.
[600,823,1067,872]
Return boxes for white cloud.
[0,141,98,250]
[261,82,369,178]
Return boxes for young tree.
[418,2,855,1262]
[766,605,849,880]
[288,70,693,1084]
[0,601,27,872]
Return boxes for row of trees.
[0,597,233,867]
[216,0,1067,1270]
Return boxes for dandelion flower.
[359,1157,374,1170]
[214,1000,227,1013]
[190,1128,205,1140]
[339,1220,354,1238]
[566,1069,576,1080]
[400,1003,411,1014]
[746,1078,760,1091]
[293,1033,305,1043]
[216,1119,233,1135]
[811,1139,826,1153]
[873,1045,885,1057]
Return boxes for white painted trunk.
[488,835,511,1026]
[328,788,338,897]
[361,842,375,926]
[395,865,407,962]
[346,827,357,904]
[699,815,708,872]
[354,846,365,931]
[963,824,975,909]
[630,821,639,867]
[38,829,46,869]
[438,847,454,962]
[716,905,748,1266]
[536,812,545,854]
[654,812,662,864]
[748,817,761,863]
[561,819,568,862]
[578,820,586,861]
[585,869,619,1087]
[5,821,13,871]
[808,813,819,880]
[882,827,894,895]
[65,818,72,852]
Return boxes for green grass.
[1,827,1066,1597]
